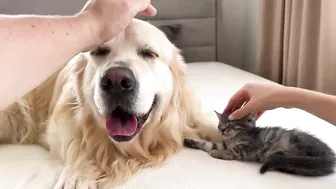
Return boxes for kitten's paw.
[210,150,222,159]
[183,138,199,149]
[210,150,226,160]
[210,150,233,160]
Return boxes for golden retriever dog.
[0,18,218,188]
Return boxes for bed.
[1,0,336,188]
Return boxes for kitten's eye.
[138,48,159,59]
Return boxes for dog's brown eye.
[138,49,159,59]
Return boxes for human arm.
[224,83,336,126]
[0,0,156,110]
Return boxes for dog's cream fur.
[0,19,218,188]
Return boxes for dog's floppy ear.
[50,53,88,112]
[157,24,181,43]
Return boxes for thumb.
[139,4,157,16]
[228,102,254,120]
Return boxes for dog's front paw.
[55,175,98,189]
[196,125,222,142]
[54,167,99,189]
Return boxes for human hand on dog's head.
[79,0,157,51]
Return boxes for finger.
[224,88,250,114]
[224,97,248,114]
[224,87,249,111]
[231,99,249,113]
[228,102,254,120]
[139,4,157,16]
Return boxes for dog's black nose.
[100,67,136,92]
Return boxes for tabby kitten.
[183,111,336,176]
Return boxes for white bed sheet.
[0,62,335,189]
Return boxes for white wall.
[0,0,260,73]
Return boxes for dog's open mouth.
[105,97,156,142]
[106,109,138,137]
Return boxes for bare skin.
[0,0,156,110]
[224,82,336,126]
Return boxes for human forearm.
[0,13,96,109]
[226,83,336,126]
[0,0,156,110]
[282,87,336,126]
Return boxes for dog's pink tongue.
[106,113,137,136]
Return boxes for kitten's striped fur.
[183,111,336,176]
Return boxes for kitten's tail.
[260,154,336,176]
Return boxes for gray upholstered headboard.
[1,0,224,64]
[137,0,221,63]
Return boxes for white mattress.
[1,62,335,189]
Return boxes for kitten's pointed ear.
[250,112,257,119]
[214,110,222,119]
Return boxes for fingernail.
[228,115,234,120]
